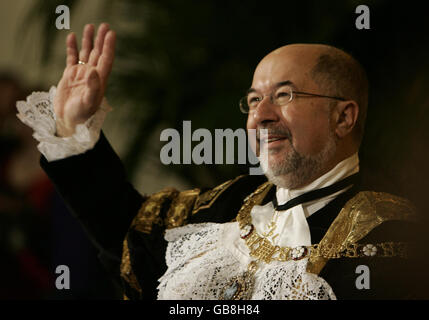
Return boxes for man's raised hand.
[54,23,116,137]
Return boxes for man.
[17,23,419,299]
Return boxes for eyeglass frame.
[239,86,346,114]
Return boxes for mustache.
[255,125,291,141]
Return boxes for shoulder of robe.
[327,190,418,243]
[120,174,262,298]
[307,191,419,274]
[320,190,418,252]
[129,174,252,235]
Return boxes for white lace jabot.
[157,222,336,300]
[16,86,111,161]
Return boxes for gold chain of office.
[236,184,410,264]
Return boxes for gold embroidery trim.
[120,238,142,295]
[311,241,410,259]
[131,187,179,234]
[120,187,199,296]
[306,191,417,274]
[165,188,200,229]
[192,175,246,215]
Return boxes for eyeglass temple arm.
[293,91,346,101]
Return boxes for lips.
[259,135,288,144]
[265,136,286,143]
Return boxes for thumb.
[83,68,101,107]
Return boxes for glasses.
[239,86,346,114]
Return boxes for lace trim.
[16,86,112,161]
[157,223,336,300]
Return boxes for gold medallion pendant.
[219,261,258,300]
[219,272,254,300]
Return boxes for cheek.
[281,106,331,155]
[246,115,256,130]
[246,115,259,155]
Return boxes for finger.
[62,63,78,81]
[94,23,110,53]
[79,24,95,63]
[88,23,110,66]
[75,63,87,81]
[97,30,116,81]
[83,68,101,107]
[66,33,78,66]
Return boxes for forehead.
[251,46,320,92]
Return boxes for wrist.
[55,119,76,137]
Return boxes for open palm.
[54,23,116,137]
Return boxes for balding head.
[253,43,368,145]
[247,44,367,188]
[308,45,368,145]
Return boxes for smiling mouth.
[260,135,288,146]
[266,137,286,142]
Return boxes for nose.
[251,95,279,125]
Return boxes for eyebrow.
[247,80,295,94]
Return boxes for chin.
[265,172,298,189]
[259,133,338,189]
[260,156,294,188]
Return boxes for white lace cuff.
[16,86,112,162]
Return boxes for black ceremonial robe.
[40,132,422,300]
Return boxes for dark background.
[1,0,428,299]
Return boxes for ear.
[332,100,359,139]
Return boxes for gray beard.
[259,133,337,189]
